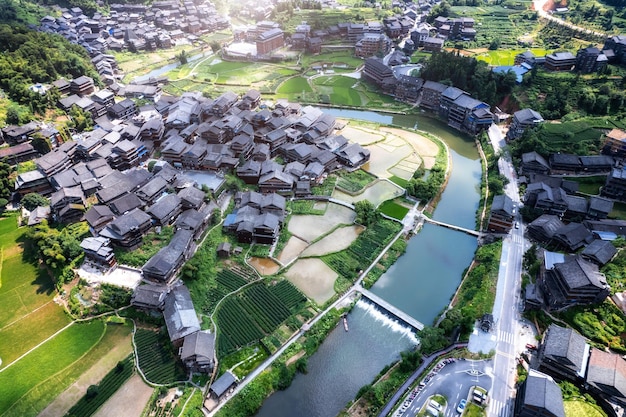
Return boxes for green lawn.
[378,200,410,220]
[564,400,607,417]
[0,320,105,415]
[4,322,132,417]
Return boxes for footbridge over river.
[420,216,481,237]
[356,288,425,331]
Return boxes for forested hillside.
[0,24,99,115]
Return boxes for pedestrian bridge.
[356,288,425,331]
[421,216,481,237]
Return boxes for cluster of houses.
[363,58,495,135]
[223,0,480,60]
[39,1,229,56]
[7,81,370,376]
[494,34,626,85]
[510,148,624,313]
[516,323,626,417]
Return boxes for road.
[484,126,528,417]
[396,359,493,417]
[532,0,607,38]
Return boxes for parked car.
[457,399,467,414]
[526,343,537,350]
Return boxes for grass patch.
[474,48,549,66]
[0,302,71,368]
[0,320,105,415]
[288,200,326,215]
[378,200,409,220]
[389,175,409,188]
[464,402,487,417]
[114,226,174,267]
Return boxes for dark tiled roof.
[543,324,589,372]
[521,370,565,417]
[163,284,200,342]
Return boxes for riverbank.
[214,308,345,417]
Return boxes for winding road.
[533,0,608,38]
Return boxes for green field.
[313,75,363,106]
[277,76,313,94]
[216,281,307,357]
[564,175,606,195]
[0,320,105,415]
[0,215,72,370]
[474,48,549,66]
[610,202,626,220]
[336,169,376,193]
[3,322,132,417]
[378,200,410,220]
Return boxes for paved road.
[483,128,528,417]
[396,359,493,417]
[533,0,608,38]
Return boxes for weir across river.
[356,288,425,331]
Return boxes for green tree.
[0,161,13,200]
[295,357,308,374]
[354,200,379,226]
[0,198,8,212]
[68,105,93,132]
[210,41,221,53]
[30,133,52,155]
[21,192,49,211]
[417,326,448,355]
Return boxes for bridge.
[356,288,425,331]
[421,216,481,237]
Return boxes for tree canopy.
[0,24,99,112]
[420,50,517,105]
[21,192,49,211]
[354,200,379,226]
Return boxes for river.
[254,110,481,417]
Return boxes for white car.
[457,399,467,414]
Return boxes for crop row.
[269,281,307,311]
[216,269,248,293]
[243,285,291,325]
[216,298,264,349]
[135,329,186,384]
[66,356,134,417]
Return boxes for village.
[2,0,626,416]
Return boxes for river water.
[255,110,481,417]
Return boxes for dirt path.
[92,374,154,417]
[38,332,133,417]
